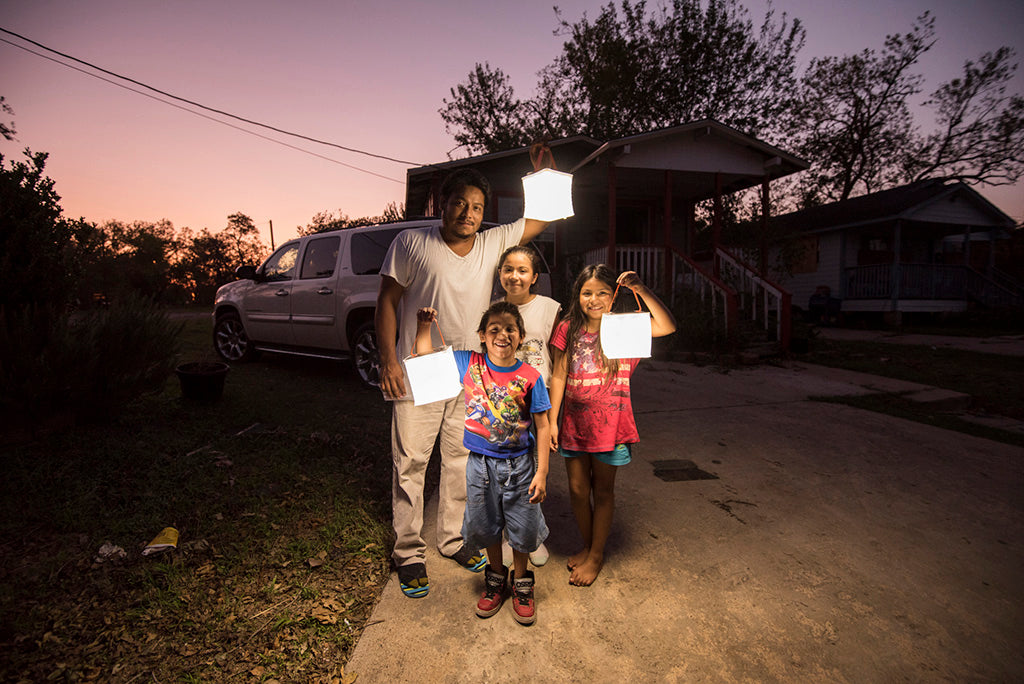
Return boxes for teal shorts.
[560,443,632,467]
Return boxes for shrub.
[0,296,183,430]
[668,287,726,354]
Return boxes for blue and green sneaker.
[446,546,487,572]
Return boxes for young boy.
[414,301,550,625]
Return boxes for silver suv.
[212,219,550,386]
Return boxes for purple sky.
[3,0,1022,247]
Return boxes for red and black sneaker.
[511,570,536,625]
[475,565,508,618]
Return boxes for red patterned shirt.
[551,320,638,452]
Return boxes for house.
[767,180,1023,324]
[406,120,809,348]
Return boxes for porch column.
[663,170,673,294]
[890,220,903,312]
[713,172,723,277]
[988,227,996,274]
[429,173,442,217]
[686,201,696,257]
[607,164,617,266]
[760,175,770,274]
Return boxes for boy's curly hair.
[476,300,526,352]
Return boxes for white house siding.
[908,195,997,226]
[771,231,845,312]
[616,134,770,176]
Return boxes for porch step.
[903,388,972,412]
[737,341,782,365]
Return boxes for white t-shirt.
[381,219,526,374]
[506,294,561,385]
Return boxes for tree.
[175,228,235,305]
[440,0,805,153]
[0,96,15,141]
[439,63,531,154]
[221,212,266,266]
[0,149,183,427]
[84,219,178,304]
[166,214,267,305]
[783,13,935,205]
[298,202,406,236]
[905,47,1024,187]
[0,150,91,313]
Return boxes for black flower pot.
[175,362,230,401]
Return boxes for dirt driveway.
[346,360,1023,683]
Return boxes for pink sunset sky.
[3,0,1022,248]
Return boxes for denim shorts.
[560,443,633,466]
[462,451,549,554]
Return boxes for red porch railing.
[582,244,740,346]
[714,246,792,351]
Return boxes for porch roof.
[771,179,1016,235]
[569,119,809,202]
[404,120,809,214]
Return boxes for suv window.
[300,236,340,279]
[264,243,300,282]
[351,227,406,275]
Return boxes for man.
[376,168,550,598]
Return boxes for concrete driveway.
[345,360,1023,683]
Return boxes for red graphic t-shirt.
[551,320,638,451]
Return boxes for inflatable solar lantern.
[522,142,574,221]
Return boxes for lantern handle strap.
[611,283,643,313]
[529,141,557,172]
[409,316,447,357]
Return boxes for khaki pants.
[391,391,468,567]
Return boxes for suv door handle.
[275,289,289,297]
[317,287,333,295]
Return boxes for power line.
[0,36,405,184]
[0,26,427,173]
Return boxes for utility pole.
[268,219,275,250]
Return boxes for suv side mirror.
[235,265,258,280]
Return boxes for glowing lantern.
[402,345,462,405]
[600,285,652,359]
[522,167,575,221]
[600,312,652,359]
[400,316,462,406]
[522,141,574,221]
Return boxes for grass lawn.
[0,315,394,683]
[802,335,1024,448]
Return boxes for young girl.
[414,301,551,625]
[548,265,676,586]
[496,245,561,567]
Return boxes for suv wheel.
[352,322,381,387]
[214,312,259,362]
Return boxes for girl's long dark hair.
[564,264,619,378]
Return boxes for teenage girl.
[496,245,561,566]
[548,264,676,586]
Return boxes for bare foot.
[569,554,604,586]
[567,548,589,571]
